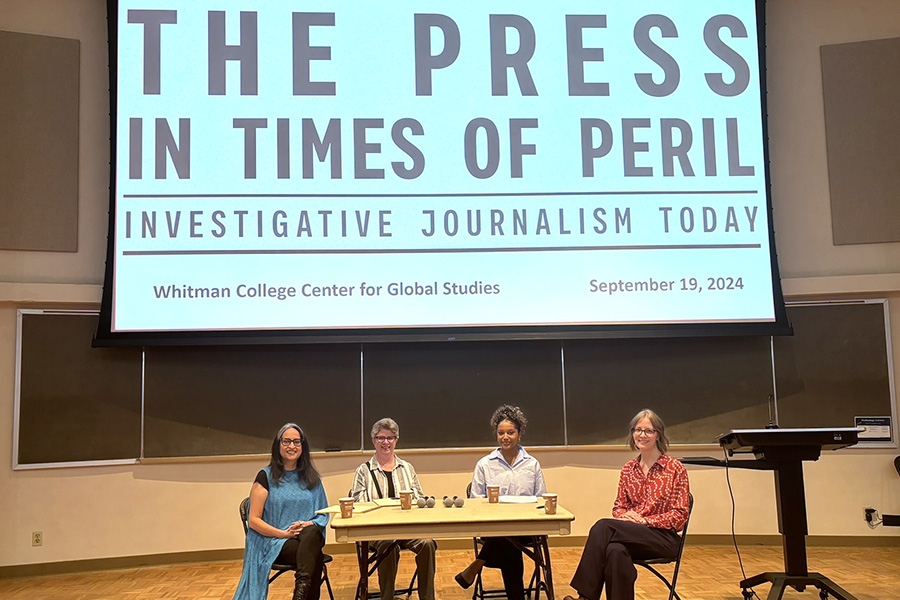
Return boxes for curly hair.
[490,404,527,435]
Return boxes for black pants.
[570,519,680,600]
[478,537,526,600]
[276,526,326,600]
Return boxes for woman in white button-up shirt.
[456,405,547,600]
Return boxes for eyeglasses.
[374,436,397,443]
[632,428,658,436]
[280,438,303,447]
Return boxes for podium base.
[740,572,858,600]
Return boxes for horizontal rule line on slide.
[122,243,762,256]
[122,190,758,199]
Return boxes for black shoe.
[455,571,475,590]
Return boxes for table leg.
[773,461,809,577]
[357,541,369,600]
[537,536,554,600]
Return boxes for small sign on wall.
[854,416,893,444]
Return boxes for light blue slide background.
[113,0,776,332]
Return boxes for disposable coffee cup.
[339,497,354,519]
[400,489,413,510]
[542,493,558,515]
[487,485,500,503]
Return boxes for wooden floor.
[1,545,898,600]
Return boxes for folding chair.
[470,536,545,600]
[633,493,694,600]
[865,456,900,528]
[351,491,420,600]
[466,483,547,600]
[239,496,335,600]
[353,541,420,600]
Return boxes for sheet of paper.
[499,496,538,504]
[373,499,402,507]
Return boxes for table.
[329,498,575,600]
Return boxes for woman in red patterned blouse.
[565,409,690,600]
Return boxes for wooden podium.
[684,427,861,600]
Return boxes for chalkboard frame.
[14,309,142,469]
[774,299,897,444]
[14,300,898,469]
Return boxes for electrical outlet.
[32,531,42,547]
[864,506,879,529]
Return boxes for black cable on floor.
[724,448,760,600]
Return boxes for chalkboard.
[17,312,142,464]
[142,344,362,457]
[564,335,775,445]
[775,302,893,428]
[14,301,897,465]
[362,340,564,449]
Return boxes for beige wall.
[1,0,899,569]
[766,0,900,278]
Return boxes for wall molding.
[1,535,898,579]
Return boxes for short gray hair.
[371,417,399,440]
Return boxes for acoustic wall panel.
[822,37,900,245]
[0,30,79,251]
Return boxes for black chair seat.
[635,555,675,565]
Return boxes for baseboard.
[1,535,897,579]
[551,534,900,548]
[0,548,245,579]
[684,534,900,547]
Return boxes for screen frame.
[96,0,791,346]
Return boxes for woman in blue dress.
[233,423,329,600]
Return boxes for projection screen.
[97,0,790,344]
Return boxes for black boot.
[293,574,313,600]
